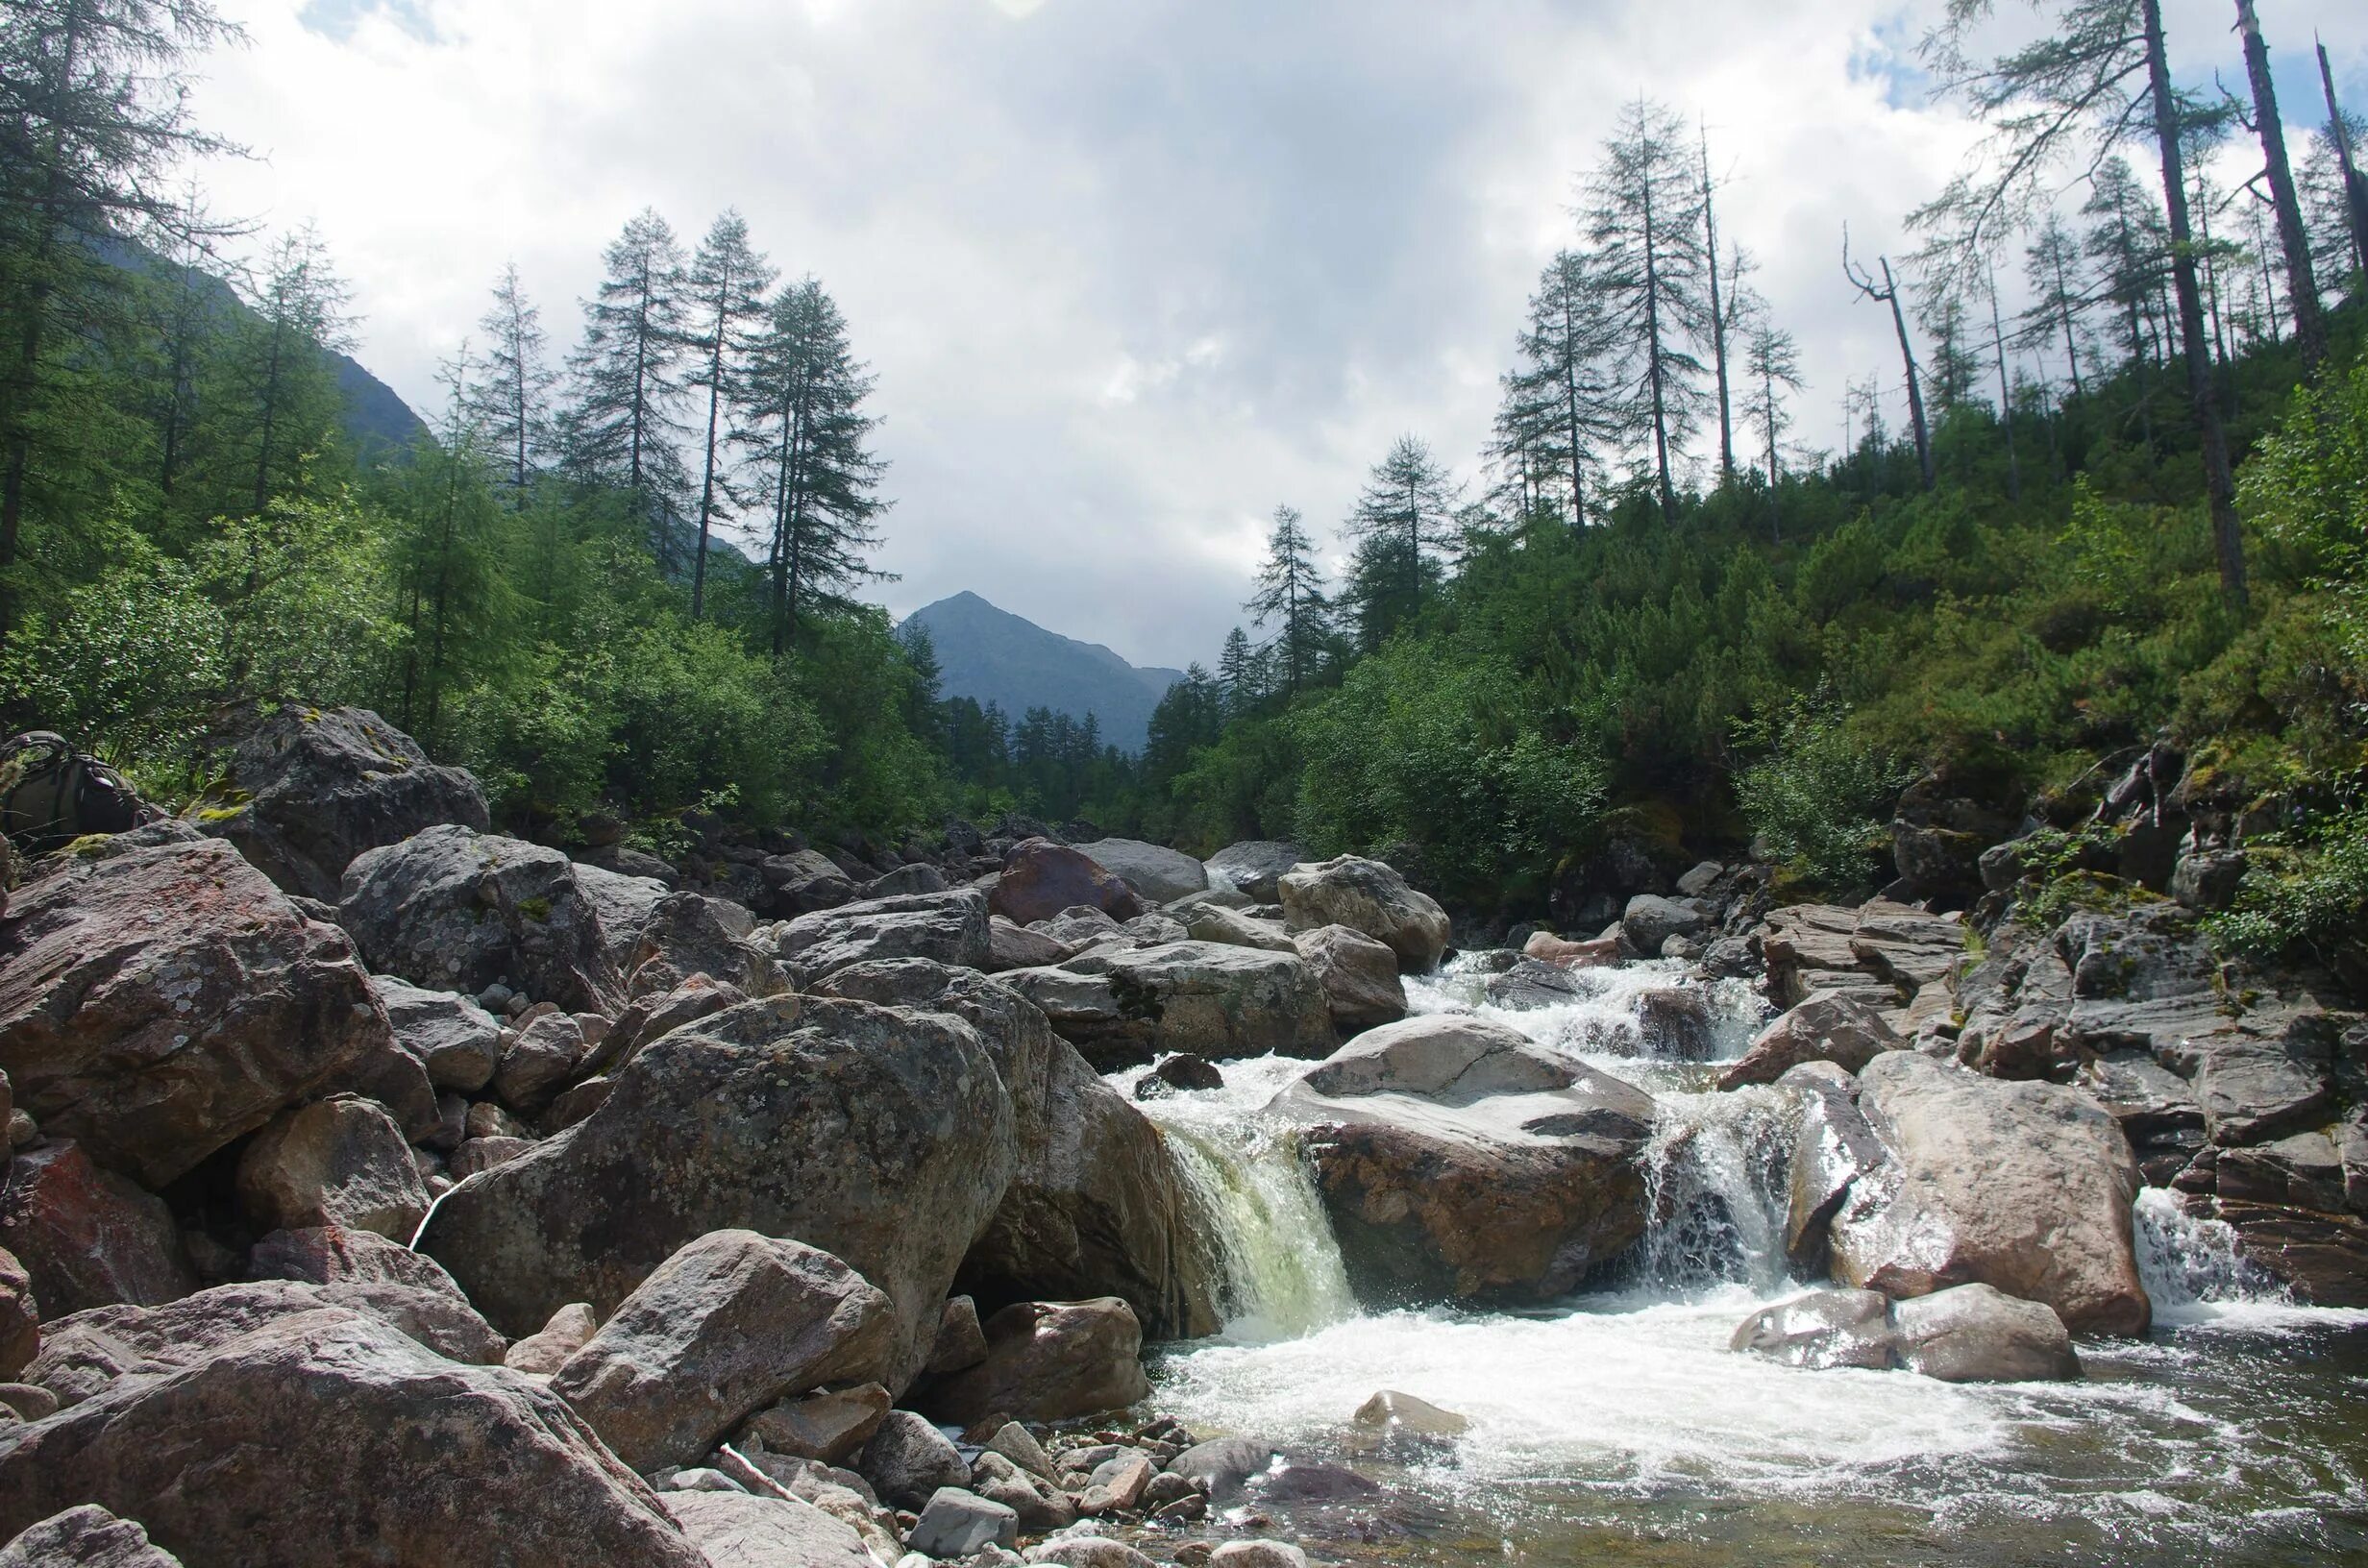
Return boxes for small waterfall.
[2134,1186,2282,1308]
[1125,1057,1357,1342]
[1626,1085,1800,1295]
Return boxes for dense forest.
[2,1,2364,967]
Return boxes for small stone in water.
[1352,1389,1469,1435]
[1210,1543,1311,1568]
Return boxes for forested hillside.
[2,0,2363,976]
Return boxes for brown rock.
[922,1298,1149,1426]
[1829,1053,2149,1336]
[0,1144,193,1317]
[1271,1016,1654,1303]
[746,1383,890,1465]
[0,1308,704,1568]
[0,840,388,1188]
[420,997,1014,1390]
[550,1230,896,1473]
[1293,925,1407,1033]
[0,1253,32,1383]
[447,1136,531,1180]
[492,1012,588,1113]
[1717,993,1905,1090]
[234,1096,430,1241]
[1520,931,1622,968]
[927,1296,988,1375]
[990,841,1147,927]
[504,1302,597,1375]
[656,1491,875,1568]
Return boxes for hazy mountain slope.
[904,591,1184,753]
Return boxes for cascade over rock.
[1826,1052,2151,1335]
[1270,1015,1656,1303]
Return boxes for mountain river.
[1111,958,2368,1567]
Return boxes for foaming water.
[1122,954,2368,1565]
[1117,1055,1356,1341]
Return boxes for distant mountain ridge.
[903,591,1184,754]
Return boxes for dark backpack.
[0,732,142,852]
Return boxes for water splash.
[1627,1085,1801,1297]
[1407,954,1769,1093]
[1120,1055,1356,1342]
[2134,1186,2282,1313]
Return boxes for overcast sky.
[190,0,2365,670]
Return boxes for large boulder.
[762,891,991,987]
[0,1144,194,1317]
[989,841,1147,927]
[419,995,1014,1389]
[1001,943,1335,1071]
[1073,841,1207,906]
[1620,894,1709,954]
[550,1231,895,1473]
[0,839,388,1188]
[626,893,785,1001]
[1203,842,1306,904]
[1277,857,1449,974]
[1270,1016,1655,1303]
[0,1249,35,1382]
[368,977,501,1093]
[759,851,858,918]
[811,962,1218,1339]
[199,705,490,904]
[0,1307,705,1568]
[657,1492,875,1568]
[857,1410,969,1510]
[1716,994,1903,1091]
[1291,925,1407,1033]
[921,1298,1150,1426]
[1182,905,1296,954]
[26,1279,504,1401]
[1730,1284,2079,1382]
[0,1505,183,1568]
[575,863,674,968]
[234,1096,430,1241]
[1827,1053,2150,1335]
[339,825,625,1015]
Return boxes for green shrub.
[1732,689,1912,891]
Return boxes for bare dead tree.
[2232,0,2322,371]
[2321,37,2368,281]
[1844,227,1936,491]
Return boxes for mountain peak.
[904,594,1183,753]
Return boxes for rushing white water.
[1119,950,2368,1561]
[1118,1054,1357,1342]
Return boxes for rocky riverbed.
[0,704,2361,1566]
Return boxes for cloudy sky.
[189,0,2364,670]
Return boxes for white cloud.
[190,0,2366,666]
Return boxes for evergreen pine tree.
[1245,503,1330,697]
[683,210,776,619]
[1343,434,1457,634]
[738,277,891,654]
[230,225,354,516]
[1742,320,1802,540]
[1497,250,1625,528]
[1583,96,1712,526]
[2020,213,2093,399]
[564,208,690,570]
[471,262,555,504]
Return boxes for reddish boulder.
[0,1144,193,1317]
[0,841,388,1188]
[989,841,1146,927]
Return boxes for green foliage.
[1732,690,1912,890]
[1292,638,1607,904]
[2208,804,2368,976]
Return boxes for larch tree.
[1911,0,2250,605]
[1245,503,1329,698]
[2020,211,2093,398]
[2317,42,2368,283]
[2084,156,2171,441]
[1217,626,1265,719]
[2302,104,2368,293]
[1344,435,1459,623]
[1497,249,1626,527]
[1582,97,1710,527]
[1699,125,1752,484]
[0,0,242,630]
[683,210,775,620]
[2232,0,2322,371]
[1743,320,1803,540]
[471,262,555,504]
[233,225,353,516]
[737,276,890,656]
[565,208,689,571]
